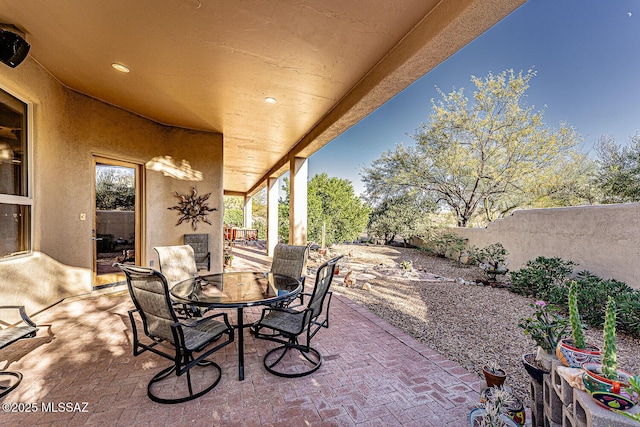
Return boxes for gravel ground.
[308,243,640,405]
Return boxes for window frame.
[0,85,33,260]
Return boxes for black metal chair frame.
[115,264,234,404]
[0,306,38,398]
[252,255,343,378]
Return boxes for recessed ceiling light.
[111,63,130,73]
[264,97,277,104]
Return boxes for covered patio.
[2,245,485,426]
[0,0,527,318]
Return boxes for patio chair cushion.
[181,318,232,351]
[257,309,305,336]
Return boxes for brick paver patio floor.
[1,244,489,426]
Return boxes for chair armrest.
[0,306,37,328]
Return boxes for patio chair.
[154,245,202,317]
[114,264,234,404]
[183,234,210,271]
[0,306,38,397]
[252,255,343,377]
[270,243,309,305]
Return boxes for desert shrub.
[421,230,467,264]
[510,257,640,338]
[574,271,635,327]
[509,256,576,299]
[467,243,509,280]
[618,293,640,336]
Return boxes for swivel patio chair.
[115,264,234,404]
[183,234,211,271]
[154,245,202,317]
[0,306,37,397]
[270,243,309,306]
[252,255,343,377]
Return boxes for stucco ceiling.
[0,0,524,195]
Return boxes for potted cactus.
[556,281,602,368]
[582,297,636,411]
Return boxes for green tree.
[529,152,600,209]
[95,166,135,211]
[361,69,584,227]
[279,174,370,244]
[223,196,244,227]
[595,133,640,203]
[251,189,267,239]
[367,193,436,245]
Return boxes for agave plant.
[474,387,519,427]
[484,361,504,375]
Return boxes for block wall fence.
[451,203,640,290]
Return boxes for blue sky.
[307,0,640,195]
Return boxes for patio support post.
[289,157,308,246]
[266,177,279,256]
[243,194,252,229]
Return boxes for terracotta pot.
[556,338,601,368]
[522,353,549,385]
[582,363,636,411]
[482,366,506,388]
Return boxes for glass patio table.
[170,271,301,381]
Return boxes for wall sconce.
[0,24,30,68]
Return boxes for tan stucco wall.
[0,57,224,317]
[452,203,640,290]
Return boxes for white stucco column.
[243,194,253,228]
[289,157,308,245]
[266,177,279,256]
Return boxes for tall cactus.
[568,281,586,349]
[602,296,617,380]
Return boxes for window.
[0,88,30,258]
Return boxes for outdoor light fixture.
[0,24,30,68]
[111,63,130,73]
[264,97,277,104]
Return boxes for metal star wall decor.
[168,186,217,230]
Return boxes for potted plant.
[469,386,524,427]
[556,281,602,368]
[582,297,637,411]
[468,243,509,283]
[482,361,506,388]
[223,252,234,267]
[518,300,569,379]
[614,375,640,420]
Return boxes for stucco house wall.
[0,57,224,317]
[452,203,640,290]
